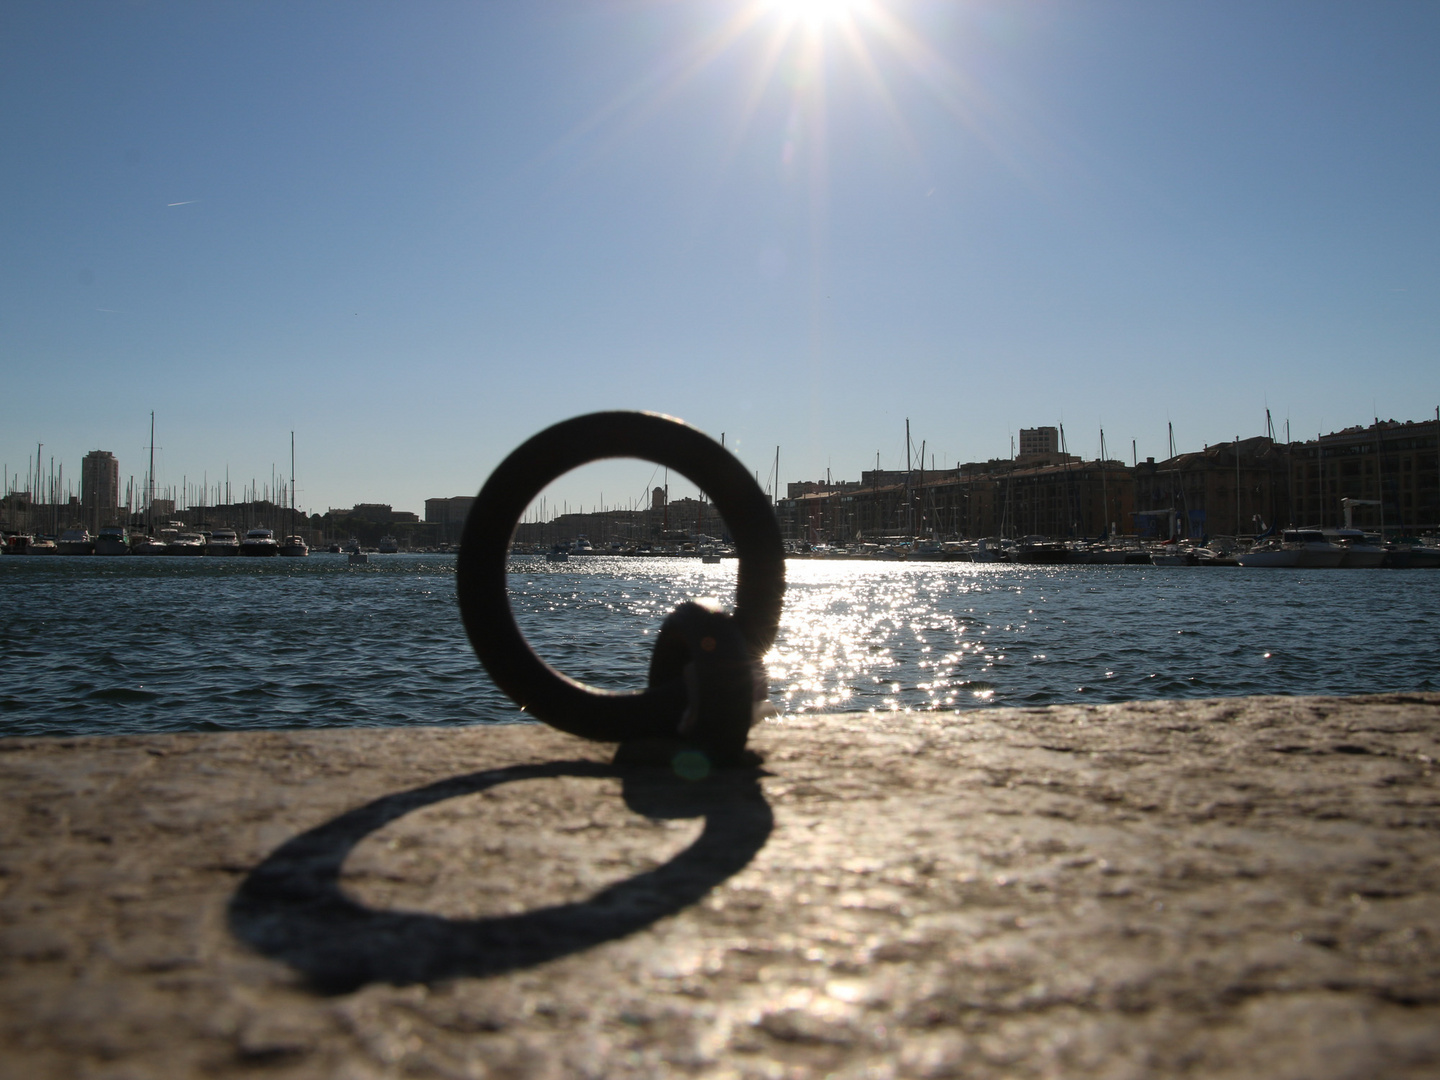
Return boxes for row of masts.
[2,414,302,533]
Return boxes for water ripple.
[0,555,1436,738]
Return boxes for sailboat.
[278,432,309,557]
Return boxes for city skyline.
[6,406,1436,524]
[3,2,1437,514]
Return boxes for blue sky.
[3,0,1437,516]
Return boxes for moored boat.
[166,531,206,556]
[377,536,399,554]
[30,536,59,555]
[131,535,168,556]
[1238,529,1343,568]
[94,526,130,556]
[240,528,279,556]
[278,535,309,557]
[205,529,241,556]
[3,534,34,555]
[58,529,95,555]
[1326,529,1387,568]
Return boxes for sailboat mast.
[147,412,155,535]
[1100,427,1109,536]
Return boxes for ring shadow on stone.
[228,758,773,994]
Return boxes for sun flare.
[769,0,860,27]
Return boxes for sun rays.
[534,0,987,198]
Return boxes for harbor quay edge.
[1,693,1437,1078]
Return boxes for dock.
[2,693,1437,1077]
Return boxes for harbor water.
[2,554,1437,739]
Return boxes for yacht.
[29,536,59,555]
[131,535,168,556]
[166,531,206,556]
[206,529,241,556]
[278,535,309,557]
[94,526,130,556]
[3,534,34,555]
[240,528,280,556]
[1238,530,1344,568]
[58,529,95,555]
[1325,529,1387,568]
[377,536,399,554]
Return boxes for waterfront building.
[1292,419,1440,532]
[1132,438,1290,539]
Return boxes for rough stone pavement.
[1,693,1438,1079]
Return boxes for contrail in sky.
[167,200,198,206]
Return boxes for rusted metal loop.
[456,411,785,746]
[648,599,759,765]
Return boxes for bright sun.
[770,0,859,26]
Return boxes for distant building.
[81,450,119,530]
[1018,427,1058,456]
[424,496,475,525]
[424,495,476,543]
[651,486,666,511]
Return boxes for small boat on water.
[1326,529,1387,568]
[94,526,130,556]
[58,529,95,555]
[206,529,241,556]
[29,535,59,555]
[1238,529,1344,568]
[166,531,206,556]
[546,544,570,562]
[348,550,370,565]
[131,535,168,556]
[377,536,399,554]
[3,534,34,555]
[1385,538,1440,568]
[278,535,309,557]
[240,528,279,556]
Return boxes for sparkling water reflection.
[1,554,1436,738]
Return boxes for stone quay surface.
[1,693,1438,1079]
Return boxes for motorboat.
[1325,529,1386,568]
[377,536,399,554]
[1385,538,1440,568]
[278,535,309,557]
[240,528,279,556]
[1238,530,1343,568]
[3,534,34,555]
[1149,540,1198,566]
[58,528,95,555]
[130,535,168,556]
[206,529,241,556]
[545,545,570,562]
[348,550,370,565]
[166,531,206,556]
[29,535,59,555]
[94,526,130,556]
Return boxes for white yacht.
[1238,530,1344,568]
[1325,529,1386,568]
[166,531,206,556]
[278,535,309,557]
[240,528,280,556]
[206,529,241,556]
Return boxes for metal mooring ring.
[456,411,785,748]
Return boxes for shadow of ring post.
[456,411,785,746]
